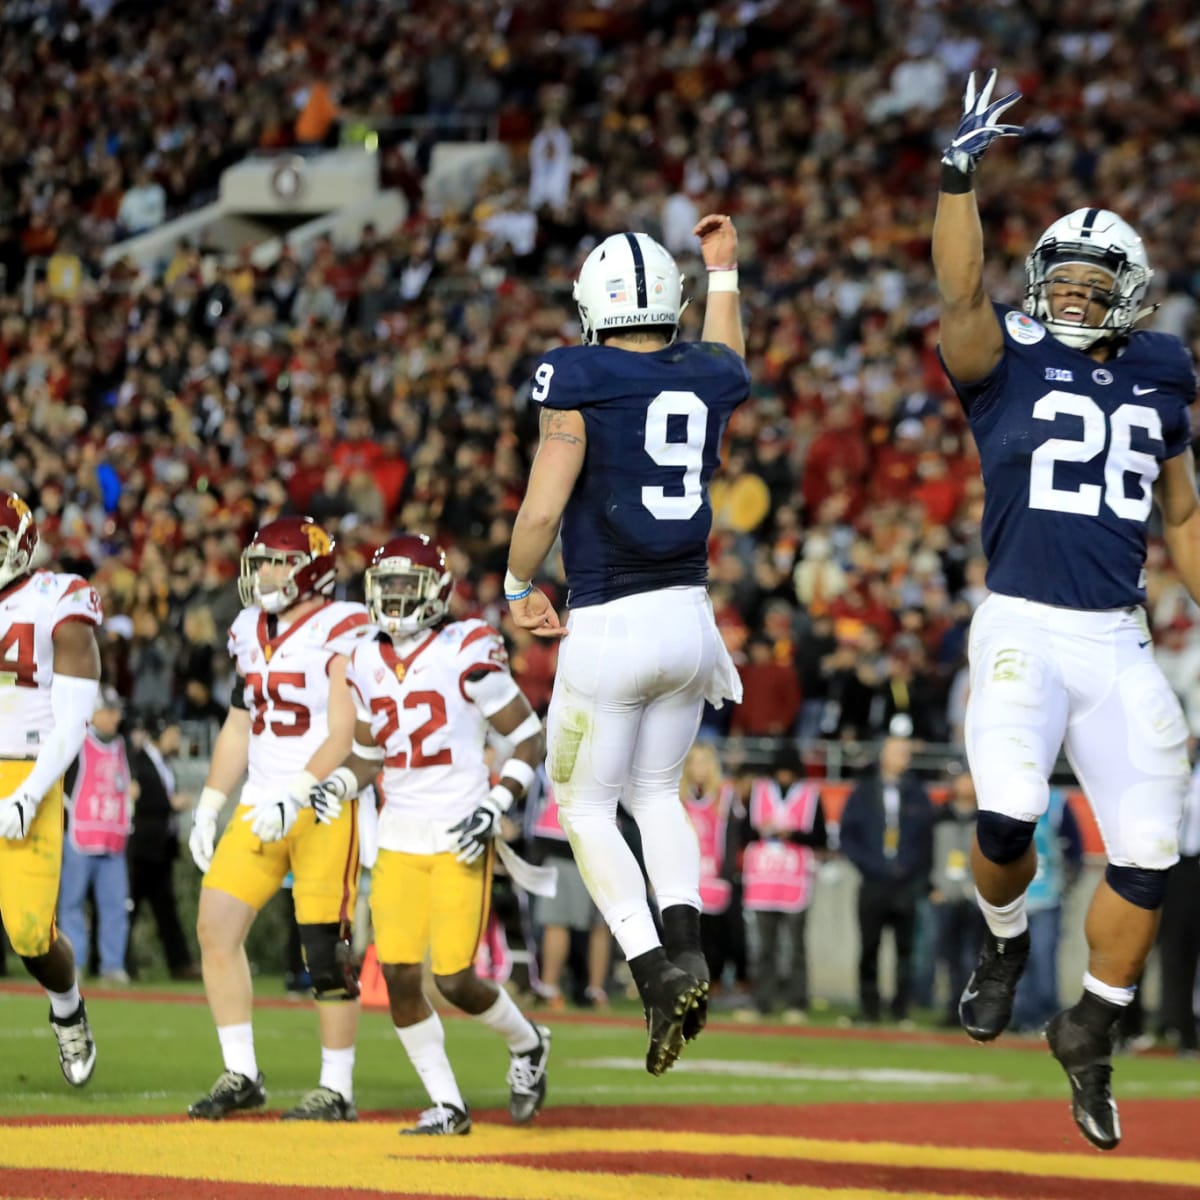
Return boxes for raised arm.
[694,213,745,359]
[933,70,1022,384]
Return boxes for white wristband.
[488,782,516,814]
[504,569,533,601]
[288,769,319,805]
[325,766,360,800]
[707,268,739,293]
[198,786,227,814]
[506,712,543,745]
[499,756,537,793]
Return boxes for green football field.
[2,981,1198,1118]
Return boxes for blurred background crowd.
[1,0,1199,1037]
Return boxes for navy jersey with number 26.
[533,341,751,609]
[943,304,1195,610]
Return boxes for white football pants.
[966,593,1188,869]
[546,586,733,960]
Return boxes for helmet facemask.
[1024,218,1152,351]
[0,509,36,590]
[366,560,450,638]
[238,548,306,615]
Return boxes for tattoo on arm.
[539,407,583,446]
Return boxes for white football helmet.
[573,232,687,345]
[1023,207,1152,350]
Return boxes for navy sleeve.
[531,346,591,411]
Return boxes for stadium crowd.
[0,0,1199,1042]
[5,0,1200,751]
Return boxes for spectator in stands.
[730,635,801,738]
[839,734,935,1024]
[117,170,167,238]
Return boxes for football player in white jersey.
[311,534,550,1136]
[187,517,371,1122]
[0,492,102,1088]
[935,72,1200,1150]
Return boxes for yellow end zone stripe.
[0,1122,1194,1191]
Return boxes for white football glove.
[0,791,39,841]
[189,808,219,872]
[309,766,358,826]
[244,770,318,843]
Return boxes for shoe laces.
[415,1104,459,1130]
[507,1042,545,1093]
[54,1018,92,1059]
[291,1087,340,1113]
[211,1070,250,1097]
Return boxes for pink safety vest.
[68,732,133,856]
[743,779,820,913]
[532,781,570,842]
[685,784,733,915]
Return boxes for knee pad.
[299,922,359,1001]
[976,811,1037,865]
[1105,864,1168,911]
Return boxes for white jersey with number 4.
[347,619,511,855]
[228,601,370,804]
[0,571,103,759]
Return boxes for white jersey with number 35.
[228,601,370,803]
[347,619,511,854]
[0,571,103,759]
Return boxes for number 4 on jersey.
[0,623,37,688]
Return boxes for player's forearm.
[508,507,560,583]
[203,712,250,796]
[701,289,745,358]
[932,189,987,310]
[23,674,99,801]
[1163,516,1200,608]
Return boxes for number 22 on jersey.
[372,691,452,768]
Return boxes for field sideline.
[2,983,1199,1198]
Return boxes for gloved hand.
[942,69,1023,176]
[189,807,219,872]
[309,766,359,826]
[0,790,38,841]
[245,770,318,843]
[448,792,505,865]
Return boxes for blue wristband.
[505,585,534,602]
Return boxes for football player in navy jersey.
[934,71,1200,1151]
[504,214,749,1075]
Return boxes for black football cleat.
[959,928,1030,1042]
[49,1002,96,1087]
[1046,1008,1121,1151]
[188,1070,267,1119]
[401,1103,472,1135]
[641,963,706,1077]
[507,1025,551,1124]
[281,1085,357,1121]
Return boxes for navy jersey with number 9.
[943,303,1195,610]
[533,341,750,608]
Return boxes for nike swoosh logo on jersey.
[1132,385,1157,395]
[1138,639,1151,649]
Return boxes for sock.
[217,1023,258,1079]
[47,982,82,1020]
[976,889,1029,939]
[396,1012,465,1110]
[319,1045,355,1101]
[476,988,539,1054]
[1082,971,1136,1009]
[661,903,703,958]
